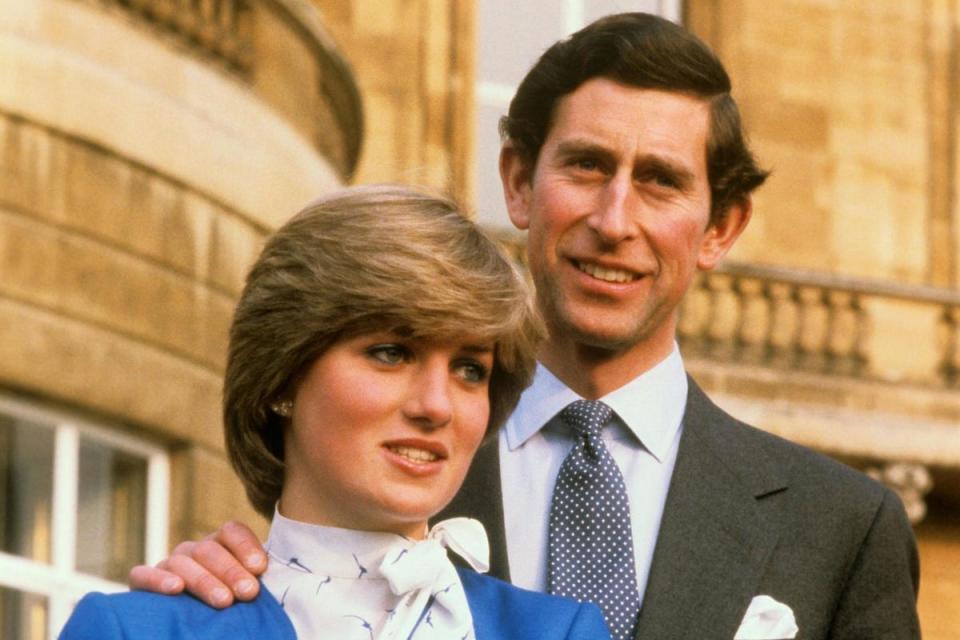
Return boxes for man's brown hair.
[501,12,769,221]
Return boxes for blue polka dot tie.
[547,400,641,640]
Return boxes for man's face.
[501,78,748,366]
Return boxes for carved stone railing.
[265,0,364,177]
[865,462,934,524]
[679,262,960,388]
[488,228,960,389]
[81,0,364,179]
[99,0,254,72]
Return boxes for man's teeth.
[388,445,439,463]
[577,261,636,283]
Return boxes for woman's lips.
[382,439,448,475]
[387,444,440,463]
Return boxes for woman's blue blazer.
[59,568,610,639]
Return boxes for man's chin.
[540,292,667,354]
[557,317,646,354]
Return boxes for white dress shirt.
[500,344,687,599]
[261,511,489,639]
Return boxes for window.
[0,393,169,640]
[473,0,683,229]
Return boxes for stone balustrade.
[865,462,934,524]
[490,231,960,390]
[81,0,363,180]
[95,0,254,72]
[679,262,960,389]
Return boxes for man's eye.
[367,344,409,364]
[642,170,681,190]
[574,158,600,171]
[455,360,489,383]
[654,174,679,188]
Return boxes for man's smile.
[574,260,640,283]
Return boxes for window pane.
[583,0,673,24]
[76,438,147,580]
[0,586,47,640]
[0,415,55,563]
[477,0,565,86]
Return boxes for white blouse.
[261,511,489,639]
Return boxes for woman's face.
[279,331,493,538]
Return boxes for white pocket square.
[733,595,798,639]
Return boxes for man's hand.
[128,520,267,608]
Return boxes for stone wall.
[0,0,362,545]
[686,2,960,636]
[688,1,958,287]
[313,0,475,202]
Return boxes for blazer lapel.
[634,379,786,639]
[435,437,511,582]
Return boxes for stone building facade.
[0,0,957,638]
[479,2,959,636]
[684,2,960,637]
[0,0,364,635]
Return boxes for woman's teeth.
[388,445,439,463]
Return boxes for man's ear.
[697,198,753,271]
[499,143,534,230]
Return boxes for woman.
[60,185,609,639]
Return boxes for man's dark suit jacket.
[438,379,920,639]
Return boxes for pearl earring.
[270,400,293,417]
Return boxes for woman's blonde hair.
[224,184,543,517]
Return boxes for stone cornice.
[75,0,363,180]
[260,0,364,177]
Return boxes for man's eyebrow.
[554,139,697,185]
[554,139,615,159]
[634,154,696,188]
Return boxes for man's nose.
[586,176,638,244]
[403,364,453,428]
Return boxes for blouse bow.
[378,517,490,639]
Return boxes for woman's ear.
[697,199,752,271]
[499,143,534,230]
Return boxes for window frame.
[0,392,169,639]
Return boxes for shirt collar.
[504,344,688,462]
[266,508,410,579]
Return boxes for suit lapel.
[634,380,785,639]
[435,436,511,582]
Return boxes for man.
[131,13,920,639]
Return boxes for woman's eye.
[456,360,489,383]
[367,344,409,365]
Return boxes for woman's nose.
[403,364,453,428]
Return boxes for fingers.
[164,551,239,608]
[171,539,198,558]
[192,537,262,604]
[214,520,268,575]
[128,564,184,595]
[126,522,266,608]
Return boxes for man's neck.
[538,333,675,399]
